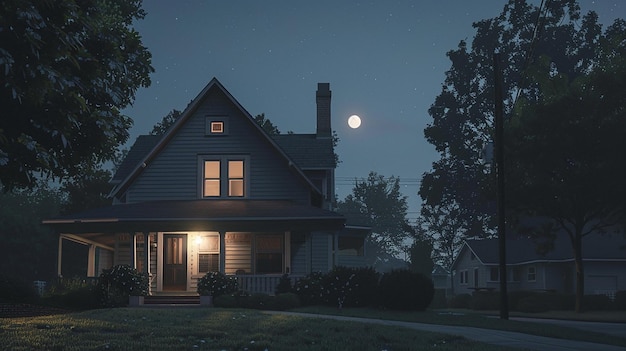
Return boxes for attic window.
[206,117,228,135]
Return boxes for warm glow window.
[201,157,247,198]
[211,121,224,133]
[197,234,219,274]
[205,117,228,135]
[203,161,221,197]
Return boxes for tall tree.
[421,0,626,312]
[150,109,182,136]
[408,222,434,279]
[254,113,281,135]
[337,172,412,258]
[0,0,153,190]
[60,161,113,214]
[505,20,626,312]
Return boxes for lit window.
[228,160,244,197]
[203,161,221,197]
[527,266,536,281]
[197,234,219,274]
[211,121,224,133]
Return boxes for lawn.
[293,306,626,348]
[1,307,517,351]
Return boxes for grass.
[292,306,626,348]
[0,307,515,351]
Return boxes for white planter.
[128,296,144,306]
[200,295,213,307]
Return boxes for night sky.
[122,1,623,220]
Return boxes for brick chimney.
[316,83,331,138]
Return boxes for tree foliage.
[149,109,182,136]
[421,0,626,312]
[337,172,411,257]
[0,0,153,190]
[254,113,281,135]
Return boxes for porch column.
[143,232,151,295]
[284,231,291,274]
[129,232,137,269]
[87,244,96,277]
[219,231,226,273]
[57,234,64,277]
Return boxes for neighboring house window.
[338,236,364,256]
[200,156,248,198]
[509,267,521,282]
[206,117,228,135]
[459,270,468,285]
[255,235,283,274]
[197,234,219,273]
[489,267,499,282]
[527,266,536,282]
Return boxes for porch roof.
[43,199,345,234]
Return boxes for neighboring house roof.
[272,134,335,169]
[454,232,626,269]
[43,199,345,235]
[109,78,323,199]
[111,135,160,183]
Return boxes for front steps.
[142,295,200,305]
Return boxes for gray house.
[44,78,368,295]
[452,231,626,299]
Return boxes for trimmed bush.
[322,266,379,308]
[448,293,471,308]
[197,271,238,297]
[97,265,149,307]
[213,294,238,308]
[614,290,626,310]
[293,271,325,306]
[508,290,537,311]
[517,294,551,313]
[378,269,434,311]
[430,289,448,309]
[0,274,39,303]
[470,291,499,310]
[583,294,612,311]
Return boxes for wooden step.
[143,295,200,305]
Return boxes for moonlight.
[348,115,362,129]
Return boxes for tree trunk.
[573,231,584,313]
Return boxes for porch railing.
[231,274,302,296]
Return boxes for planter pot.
[200,295,213,307]
[129,296,144,306]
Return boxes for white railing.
[231,274,302,296]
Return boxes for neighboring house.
[432,264,452,295]
[44,78,369,295]
[452,231,626,299]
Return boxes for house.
[44,78,369,295]
[452,231,626,299]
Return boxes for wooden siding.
[225,232,252,275]
[290,231,309,275]
[125,86,310,204]
[310,231,332,272]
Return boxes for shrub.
[293,271,325,306]
[213,294,238,308]
[583,294,612,311]
[448,293,471,308]
[517,294,551,313]
[239,293,272,309]
[97,265,149,307]
[508,290,537,311]
[614,290,626,310]
[275,274,292,295]
[470,291,499,310]
[42,286,100,310]
[378,269,434,311]
[0,274,39,303]
[273,293,301,310]
[197,271,238,297]
[430,289,448,309]
[322,266,379,308]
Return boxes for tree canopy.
[420,0,626,312]
[0,0,153,190]
[337,172,412,258]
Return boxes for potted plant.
[197,271,238,306]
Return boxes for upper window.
[206,117,228,135]
[200,156,247,198]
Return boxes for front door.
[163,234,187,291]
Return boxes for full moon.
[348,114,362,129]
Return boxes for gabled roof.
[454,232,626,269]
[272,134,335,169]
[109,78,323,198]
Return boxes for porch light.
[194,236,202,246]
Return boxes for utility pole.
[493,52,509,320]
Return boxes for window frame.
[527,266,537,282]
[459,270,468,285]
[255,234,283,274]
[205,116,228,135]
[198,155,249,199]
[196,233,220,274]
[489,266,499,282]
